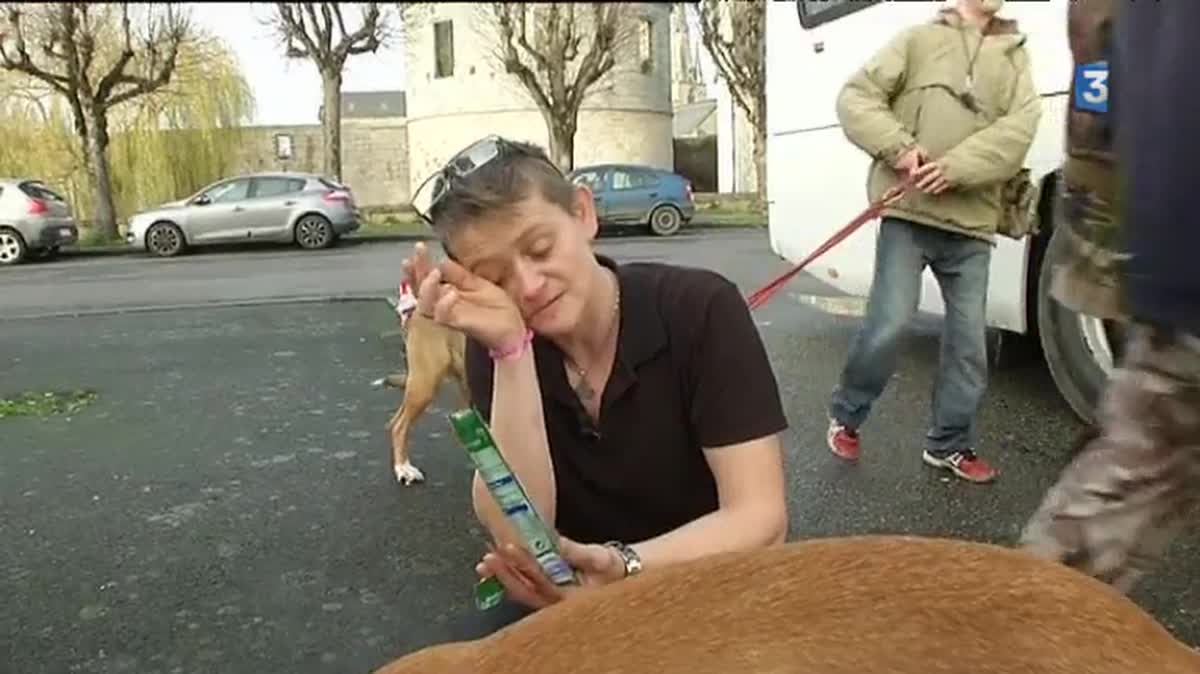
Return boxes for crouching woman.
[404,136,790,636]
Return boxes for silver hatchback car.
[126,172,361,257]
[0,178,79,266]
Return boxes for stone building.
[234,3,742,208]
[405,3,674,199]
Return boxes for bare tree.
[0,3,189,240]
[479,3,641,172]
[694,0,765,199]
[268,2,399,182]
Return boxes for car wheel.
[648,205,682,236]
[0,227,28,265]
[295,214,334,250]
[1036,224,1123,424]
[145,221,186,257]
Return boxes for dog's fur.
[373,535,1200,674]
[376,293,468,485]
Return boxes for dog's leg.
[389,369,442,486]
[372,373,409,390]
[451,332,470,408]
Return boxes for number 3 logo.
[1074,61,1108,113]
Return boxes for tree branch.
[0,5,72,94]
[95,4,134,104]
[275,4,318,59]
[695,0,763,130]
[337,3,382,60]
[272,2,386,68]
[105,6,188,109]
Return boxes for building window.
[434,20,454,78]
[274,133,294,160]
[639,18,654,73]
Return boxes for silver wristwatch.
[604,541,643,577]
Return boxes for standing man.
[826,0,1041,483]
[1019,0,1200,593]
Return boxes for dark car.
[567,164,695,236]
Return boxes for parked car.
[0,178,79,266]
[566,163,695,236]
[125,172,360,257]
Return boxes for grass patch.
[0,389,98,419]
[70,226,126,249]
[357,209,430,238]
[693,193,766,228]
[355,194,768,234]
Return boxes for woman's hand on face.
[404,242,526,352]
[475,537,627,610]
[401,241,436,291]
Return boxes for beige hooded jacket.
[835,7,1041,241]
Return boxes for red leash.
[746,177,915,310]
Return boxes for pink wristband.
[488,329,533,361]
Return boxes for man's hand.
[893,145,928,176]
[912,160,951,195]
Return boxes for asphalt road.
[1,232,1196,674]
[0,230,803,321]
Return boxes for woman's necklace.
[567,271,621,408]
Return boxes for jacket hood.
[934,7,1021,37]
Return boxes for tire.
[1036,224,1121,424]
[648,205,682,236]
[294,214,335,250]
[145,221,186,257]
[0,227,28,266]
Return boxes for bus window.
[796,0,881,30]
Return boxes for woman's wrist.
[488,326,533,361]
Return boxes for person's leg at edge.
[922,231,997,483]
[828,217,927,460]
[1018,324,1200,593]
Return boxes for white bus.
[766,0,1115,423]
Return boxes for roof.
[342,90,407,118]
[673,99,717,137]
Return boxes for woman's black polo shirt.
[465,255,788,545]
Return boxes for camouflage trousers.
[1019,323,1200,593]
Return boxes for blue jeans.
[829,217,992,456]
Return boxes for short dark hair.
[427,138,579,243]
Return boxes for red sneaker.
[922,449,997,483]
[827,419,860,461]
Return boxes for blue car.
[567,164,695,236]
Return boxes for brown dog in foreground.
[376,286,468,485]
[373,535,1200,674]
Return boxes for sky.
[188,2,716,128]
[189,3,409,127]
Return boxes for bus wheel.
[1035,225,1124,425]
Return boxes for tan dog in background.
[375,279,468,485]
[373,535,1200,674]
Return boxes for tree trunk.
[321,70,343,181]
[84,106,119,241]
[752,124,767,203]
[543,111,577,172]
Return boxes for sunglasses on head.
[410,135,563,226]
